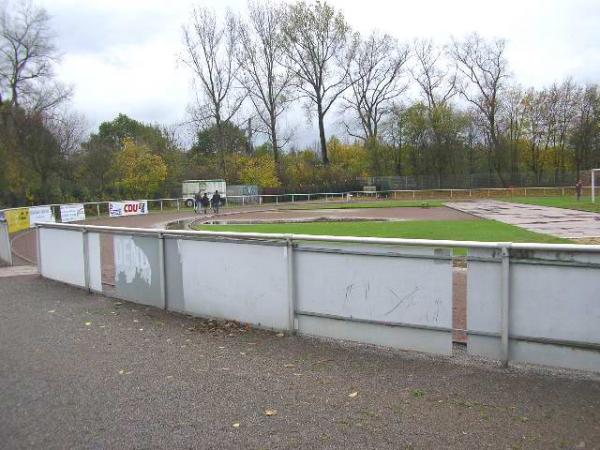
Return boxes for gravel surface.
[1,276,599,450]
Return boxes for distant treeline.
[1,1,599,208]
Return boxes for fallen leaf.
[47,310,55,313]
[283,363,295,368]
[118,369,124,375]
[232,423,240,428]
[85,322,92,326]
[264,409,278,417]
[218,346,225,349]
[275,332,285,337]
[133,319,139,323]
[348,392,358,398]
[240,352,246,355]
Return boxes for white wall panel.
[468,248,600,371]
[170,239,289,329]
[295,243,453,354]
[39,227,85,287]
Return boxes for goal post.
[592,169,600,203]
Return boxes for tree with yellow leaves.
[114,138,167,198]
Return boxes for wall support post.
[158,232,167,310]
[286,236,296,333]
[82,229,91,293]
[500,244,511,367]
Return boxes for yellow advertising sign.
[5,208,30,233]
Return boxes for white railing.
[0,184,594,266]
[35,221,600,373]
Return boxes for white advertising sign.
[60,204,86,223]
[29,206,55,226]
[109,200,148,218]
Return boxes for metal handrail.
[34,221,600,253]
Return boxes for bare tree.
[449,33,510,184]
[282,0,354,164]
[412,39,456,110]
[343,32,409,142]
[236,0,293,167]
[182,6,245,172]
[0,0,59,107]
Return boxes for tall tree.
[236,0,293,168]
[0,0,67,109]
[344,32,409,142]
[282,0,354,164]
[449,33,510,185]
[182,6,245,174]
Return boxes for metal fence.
[0,184,596,266]
[35,222,600,373]
[358,172,583,190]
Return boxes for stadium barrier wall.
[35,223,600,373]
[0,220,12,265]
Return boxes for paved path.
[447,200,600,238]
[1,275,599,449]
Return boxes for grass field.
[196,219,568,246]
[499,196,600,213]
[280,199,445,210]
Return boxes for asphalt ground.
[1,275,599,449]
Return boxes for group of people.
[194,190,221,214]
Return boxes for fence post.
[276,196,279,205]
[160,199,163,211]
[82,228,91,293]
[35,224,41,271]
[500,244,511,368]
[177,199,180,211]
[242,196,245,206]
[158,232,167,310]
[96,204,100,217]
[524,188,527,197]
[286,236,296,333]
[561,187,565,197]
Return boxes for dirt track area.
[1,275,599,450]
[196,206,476,224]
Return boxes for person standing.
[200,192,210,214]
[211,190,221,214]
[194,191,202,213]
[575,179,583,201]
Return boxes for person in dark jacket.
[211,190,221,214]
[575,179,583,200]
[194,191,202,213]
[200,193,210,214]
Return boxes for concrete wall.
[0,221,12,265]
[165,238,289,329]
[468,248,600,372]
[36,224,600,372]
[294,243,453,354]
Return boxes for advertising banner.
[29,206,55,226]
[5,208,30,233]
[60,204,86,223]
[109,200,148,218]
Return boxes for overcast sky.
[36,0,600,145]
